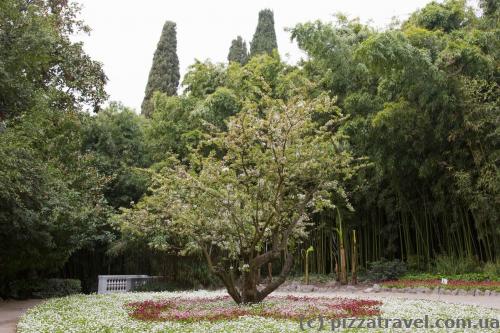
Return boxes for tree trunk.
[340,245,347,285]
[204,245,295,304]
[216,271,242,304]
[256,253,294,301]
[305,250,310,284]
[351,229,357,285]
[241,269,259,303]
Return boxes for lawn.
[18,291,500,332]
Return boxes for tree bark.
[241,270,259,303]
[351,230,358,285]
[216,271,242,303]
[256,253,294,301]
[340,245,347,285]
[201,239,297,303]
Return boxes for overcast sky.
[75,0,442,112]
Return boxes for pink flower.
[126,295,382,322]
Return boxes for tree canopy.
[228,36,249,64]
[0,0,107,120]
[141,21,180,117]
[250,9,278,57]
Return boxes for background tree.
[404,0,475,32]
[228,36,249,64]
[250,9,278,57]
[182,60,227,99]
[83,102,151,209]
[141,21,180,117]
[0,0,107,121]
[0,102,112,286]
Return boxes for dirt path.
[275,290,500,309]
[0,300,42,333]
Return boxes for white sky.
[75,0,441,112]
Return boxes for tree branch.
[257,252,294,301]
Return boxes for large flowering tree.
[119,93,358,303]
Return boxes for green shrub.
[434,255,481,275]
[406,255,426,272]
[174,260,221,289]
[483,260,500,280]
[366,259,407,281]
[288,274,335,284]
[451,273,499,282]
[401,263,500,282]
[401,272,497,281]
[9,279,81,299]
[133,279,191,292]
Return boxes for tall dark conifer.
[141,21,180,117]
[480,0,499,19]
[250,9,278,57]
[227,36,249,64]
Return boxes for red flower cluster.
[126,295,382,322]
[381,279,500,291]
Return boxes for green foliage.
[83,103,149,167]
[226,52,286,102]
[479,0,500,22]
[250,9,278,56]
[133,279,189,292]
[228,36,249,64]
[195,87,241,130]
[366,259,407,281]
[483,260,500,279]
[131,261,223,292]
[145,93,202,163]
[182,60,227,99]
[289,274,335,285]
[141,21,180,117]
[0,0,107,120]
[290,16,373,96]
[401,272,500,282]
[83,102,151,208]
[291,2,499,270]
[434,255,481,275]
[8,279,81,299]
[0,104,112,281]
[405,0,475,32]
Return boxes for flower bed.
[381,279,500,291]
[127,295,381,322]
[18,290,500,332]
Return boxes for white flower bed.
[18,290,500,333]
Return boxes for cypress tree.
[141,21,180,117]
[250,9,278,57]
[227,36,249,65]
[480,0,499,19]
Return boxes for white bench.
[97,275,152,294]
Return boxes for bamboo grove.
[291,0,499,275]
